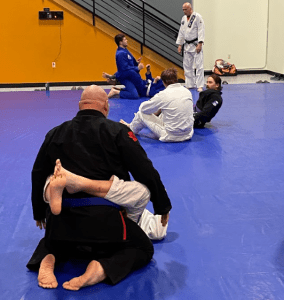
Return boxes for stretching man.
[120,68,194,142]
[45,159,168,240]
[108,33,158,99]
[105,64,165,98]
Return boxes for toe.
[63,282,79,291]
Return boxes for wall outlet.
[52,62,56,68]
[228,54,231,59]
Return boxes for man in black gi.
[194,74,223,128]
[27,85,172,290]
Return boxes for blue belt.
[62,197,121,209]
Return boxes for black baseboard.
[0,70,281,89]
[0,81,110,89]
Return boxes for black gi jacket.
[31,109,172,221]
[194,89,223,125]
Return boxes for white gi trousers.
[130,111,165,140]
[183,49,204,89]
[44,175,168,240]
[130,111,193,142]
[105,176,168,240]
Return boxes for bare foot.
[108,87,120,98]
[102,72,114,79]
[63,260,106,291]
[106,78,117,85]
[119,119,130,127]
[49,174,66,215]
[53,159,84,194]
[38,254,58,289]
[112,86,121,91]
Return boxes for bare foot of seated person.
[46,159,113,215]
[102,72,116,80]
[108,87,120,98]
[46,159,83,215]
[102,72,117,85]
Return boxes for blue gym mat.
[0,83,284,299]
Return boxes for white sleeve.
[176,18,185,45]
[197,14,205,43]
[138,209,168,240]
[139,92,165,115]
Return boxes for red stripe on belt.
[119,211,127,240]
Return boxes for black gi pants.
[27,207,154,285]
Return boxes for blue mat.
[0,84,284,299]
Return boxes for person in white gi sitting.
[120,68,194,142]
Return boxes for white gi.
[129,83,194,142]
[43,175,168,240]
[176,12,205,89]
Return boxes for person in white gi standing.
[176,2,205,92]
[120,68,194,142]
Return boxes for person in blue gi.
[107,34,164,99]
[105,64,165,98]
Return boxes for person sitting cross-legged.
[120,68,194,142]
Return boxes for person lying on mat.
[27,85,171,290]
[193,74,223,128]
[104,64,165,98]
[44,159,169,240]
[120,68,194,142]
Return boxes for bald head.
[79,85,109,116]
[81,85,108,102]
[182,2,193,17]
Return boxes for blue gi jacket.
[115,47,139,80]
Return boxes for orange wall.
[0,0,182,84]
